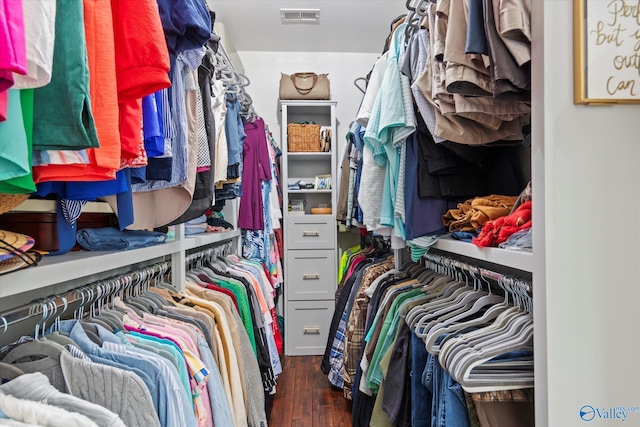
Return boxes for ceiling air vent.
[280,8,320,24]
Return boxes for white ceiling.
[207,1,409,54]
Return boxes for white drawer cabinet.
[285,249,336,301]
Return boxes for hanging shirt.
[143,93,165,158]
[106,49,204,230]
[111,0,171,161]
[0,91,29,183]
[12,0,55,90]
[33,0,122,182]
[0,0,27,92]
[179,293,248,427]
[225,97,245,178]
[211,79,229,184]
[155,0,211,57]
[238,118,272,231]
[32,0,99,152]
[186,284,268,427]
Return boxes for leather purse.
[279,72,330,100]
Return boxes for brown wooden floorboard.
[269,355,352,427]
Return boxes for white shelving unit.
[0,227,241,304]
[430,237,533,273]
[280,100,338,356]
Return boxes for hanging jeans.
[411,331,432,427]
[424,352,471,427]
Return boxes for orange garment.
[33,0,120,183]
[111,0,171,161]
[473,200,532,247]
[442,195,518,232]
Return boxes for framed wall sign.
[574,0,640,104]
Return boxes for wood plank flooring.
[268,356,352,427]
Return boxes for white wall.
[536,1,640,426]
[236,51,380,155]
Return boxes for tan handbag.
[279,72,330,100]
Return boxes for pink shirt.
[0,0,27,91]
[123,313,214,427]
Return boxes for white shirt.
[13,1,56,89]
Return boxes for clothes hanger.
[439,277,533,376]
[98,308,126,331]
[398,259,416,272]
[414,293,480,339]
[405,275,463,327]
[122,269,160,313]
[437,275,526,361]
[415,0,430,16]
[140,290,170,309]
[0,315,6,337]
[354,77,367,95]
[448,315,534,391]
[32,297,52,340]
[77,283,104,345]
[2,339,67,364]
[438,306,525,371]
[0,362,24,382]
[422,270,507,351]
[185,271,212,287]
[91,313,118,332]
[154,266,180,293]
[424,300,508,355]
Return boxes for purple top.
[237,118,272,230]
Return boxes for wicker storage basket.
[287,123,321,152]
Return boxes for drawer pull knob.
[302,231,320,237]
[303,327,320,335]
[303,274,320,280]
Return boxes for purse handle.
[291,72,318,95]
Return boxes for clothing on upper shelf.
[0,0,265,255]
[75,227,167,251]
[442,195,518,233]
[473,200,532,247]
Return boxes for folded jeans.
[76,227,167,251]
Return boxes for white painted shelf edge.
[0,229,241,299]
[430,237,533,273]
[182,229,241,250]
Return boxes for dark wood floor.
[268,356,353,427]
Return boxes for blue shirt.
[194,333,235,427]
[97,327,196,427]
[53,320,195,427]
[225,97,246,169]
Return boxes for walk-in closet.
[0,1,638,426]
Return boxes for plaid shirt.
[327,308,349,388]
[342,258,395,400]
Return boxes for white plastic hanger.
[423,270,508,354]
[438,278,534,391]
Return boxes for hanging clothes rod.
[185,240,234,265]
[423,251,532,295]
[0,262,170,335]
